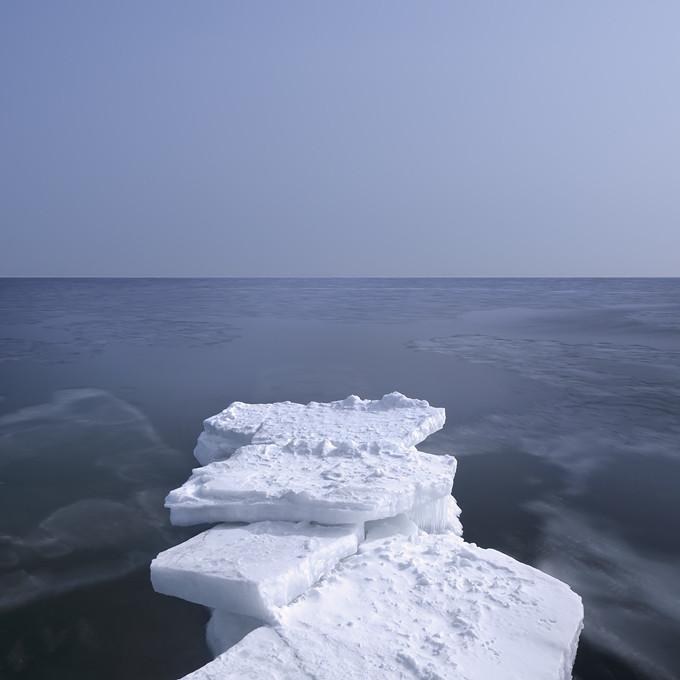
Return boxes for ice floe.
[151,521,363,622]
[278,534,580,680]
[182,536,583,680]
[194,392,445,464]
[168,439,456,528]
[153,393,583,679]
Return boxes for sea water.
[0,278,678,680]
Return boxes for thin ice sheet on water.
[406,494,462,536]
[150,521,363,622]
[194,392,445,464]
[167,439,456,526]
[201,533,583,680]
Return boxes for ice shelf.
[152,393,583,680]
[194,392,445,464]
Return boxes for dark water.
[0,278,678,680]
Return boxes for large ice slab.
[204,533,583,680]
[194,393,445,464]
[150,521,362,622]
[167,439,456,526]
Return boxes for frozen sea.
[0,277,678,680]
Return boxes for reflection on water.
[0,390,199,614]
[0,277,679,680]
[408,291,680,680]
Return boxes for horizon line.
[2,275,679,281]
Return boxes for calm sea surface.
[1,278,678,680]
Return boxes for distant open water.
[0,278,678,680]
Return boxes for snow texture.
[150,521,362,622]
[152,393,582,680]
[167,439,456,527]
[194,392,445,464]
[188,535,583,680]
[269,533,583,680]
[180,627,312,680]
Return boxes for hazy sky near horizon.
[2,2,679,277]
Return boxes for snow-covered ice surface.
[167,440,456,527]
[153,393,582,680]
[272,533,583,680]
[181,627,311,680]
[150,521,362,622]
[192,535,583,680]
[194,393,445,464]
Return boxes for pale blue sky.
[2,2,679,276]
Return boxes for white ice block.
[150,521,363,622]
[205,534,583,680]
[194,392,445,464]
[195,402,277,464]
[167,440,456,527]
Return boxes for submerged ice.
[152,393,583,679]
[0,389,188,614]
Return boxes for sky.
[1,1,679,277]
